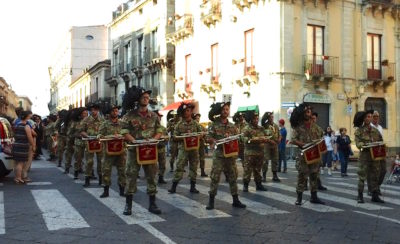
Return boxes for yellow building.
[169,0,399,149]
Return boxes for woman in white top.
[322,126,335,176]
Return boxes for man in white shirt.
[369,111,386,196]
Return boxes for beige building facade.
[0,77,23,119]
[169,0,399,149]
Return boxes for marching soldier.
[261,112,281,182]
[205,102,246,210]
[98,105,126,198]
[63,109,75,174]
[168,102,204,194]
[193,113,208,177]
[167,110,179,172]
[69,107,88,179]
[311,112,328,191]
[242,110,270,192]
[55,109,68,167]
[290,103,325,205]
[121,86,162,215]
[353,110,385,203]
[233,112,246,162]
[155,110,168,184]
[45,114,57,161]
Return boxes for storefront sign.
[303,94,331,103]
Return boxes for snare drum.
[105,139,125,156]
[222,139,239,158]
[183,136,200,151]
[370,144,386,161]
[87,140,102,153]
[136,144,158,165]
[303,145,321,165]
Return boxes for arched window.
[364,97,386,128]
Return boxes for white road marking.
[0,183,3,186]
[180,184,289,215]
[31,189,89,231]
[138,186,231,219]
[0,192,4,234]
[27,182,52,186]
[31,161,56,169]
[138,222,176,244]
[234,183,342,213]
[329,182,399,196]
[354,211,400,225]
[266,183,391,211]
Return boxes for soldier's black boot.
[100,186,109,198]
[169,162,174,172]
[317,178,327,191]
[90,170,97,180]
[58,161,62,167]
[98,176,102,186]
[190,181,199,193]
[371,192,385,203]
[158,175,167,184]
[83,176,90,187]
[206,195,215,210]
[123,195,133,215]
[74,171,79,179]
[310,191,325,204]
[201,168,208,177]
[232,195,246,208]
[256,182,268,191]
[262,171,267,182]
[295,191,303,205]
[243,182,249,192]
[168,181,178,193]
[148,195,162,214]
[357,190,364,203]
[119,184,125,197]
[63,167,70,174]
[304,179,308,191]
[272,171,281,182]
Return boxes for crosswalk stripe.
[84,187,164,224]
[329,182,399,196]
[27,182,52,186]
[180,184,289,215]
[233,183,342,213]
[56,167,86,184]
[138,186,231,219]
[354,211,400,225]
[265,183,391,211]
[0,192,4,234]
[31,161,56,169]
[31,189,89,231]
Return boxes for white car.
[0,117,14,178]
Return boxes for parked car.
[0,117,14,178]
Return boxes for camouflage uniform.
[64,122,75,170]
[121,109,163,196]
[98,119,126,187]
[45,122,56,159]
[70,121,85,172]
[242,123,268,185]
[262,122,280,173]
[157,125,168,177]
[198,124,207,170]
[81,115,105,178]
[167,119,178,169]
[172,119,203,183]
[235,121,247,161]
[208,118,239,196]
[55,118,67,165]
[291,122,322,193]
[355,125,383,195]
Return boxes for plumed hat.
[261,112,273,127]
[289,103,312,128]
[233,111,245,123]
[122,86,152,111]
[353,109,374,127]
[167,110,177,122]
[208,102,230,122]
[245,110,259,123]
[177,102,195,117]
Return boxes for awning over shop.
[237,105,259,113]
[160,99,194,111]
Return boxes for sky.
[0,0,125,116]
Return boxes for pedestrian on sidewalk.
[322,126,335,176]
[278,119,287,173]
[335,128,351,177]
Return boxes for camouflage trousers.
[243,154,264,184]
[169,141,178,165]
[57,135,67,163]
[198,139,206,169]
[158,146,166,176]
[47,136,56,157]
[358,152,380,193]
[102,154,126,187]
[74,143,85,171]
[367,159,387,192]
[209,155,238,196]
[263,145,279,173]
[64,139,75,169]
[238,143,245,161]
[296,155,320,193]
[125,149,157,196]
[173,148,199,182]
[85,151,102,177]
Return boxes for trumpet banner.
[136,144,158,165]
[370,145,386,161]
[87,140,102,153]
[222,140,239,158]
[304,145,321,165]
[105,139,124,156]
[183,136,200,151]
[318,140,327,154]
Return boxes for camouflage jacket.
[68,120,84,146]
[174,118,203,149]
[158,125,168,150]
[80,115,104,136]
[264,122,280,147]
[65,122,75,145]
[242,123,268,156]
[354,124,383,150]
[120,109,163,140]
[208,118,239,158]
[44,122,56,138]
[167,120,176,135]
[55,118,68,136]
[99,119,123,137]
[291,122,323,148]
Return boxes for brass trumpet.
[126,139,163,147]
[174,132,208,138]
[362,141,385,149]
[300,138,324,154]
[215,134,242,146]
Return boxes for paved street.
[0,153,399,244]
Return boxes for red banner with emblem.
[318,140,327,154]
[183,136,200,151]
[105,139,124,156]
[370,145,386,161]
[87,140,102,153]
[222,139,239,158]
[136,144,158,164]
[303,145,321,164]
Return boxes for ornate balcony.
[303,54,339,86]
[200,0,222,27]
[362,0,396,18]
[362,60,395,92]
[166,14,194,45]
[233,0,259,11]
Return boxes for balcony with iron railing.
[166,14,194,44]
[200,0,222,27]
[362,60,395,91]
[303,54,339,79]
[233,0,260,11]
